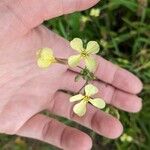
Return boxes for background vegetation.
[0,0,150,149]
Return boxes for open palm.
[0,0,143,150]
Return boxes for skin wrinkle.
[99,83,110,100]
[90,110,99,132]
[110,66,120,86]
[68,101,77,120]
[46,93,56,112]
[61,0,65,15]
[101,83,115,104]
[60,126,68,148]
[3,0,29,32]
[95,58,100,75]
[42,119,54,141]
[0,61,34,88]
[31,27,44,50]
[110,88,117,106]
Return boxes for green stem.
[56,58,68,65]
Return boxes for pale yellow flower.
[70,84,106,117]
[120,134,133,142]
[90,8,100,17]
[80,16,90,23]
[68,38,100,71]
[37,48,56,68]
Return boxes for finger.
[48,91,123,139]
[60,70,142,113]
[17,114,92,150]
[0,0,99,42]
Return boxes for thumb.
[1,0,100,41]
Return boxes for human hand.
[0,0,143,150]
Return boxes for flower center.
[42,55,56,64]
[81,50,88,58]
[83,96,90,102]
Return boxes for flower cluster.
[37,38,106,117]
[90,8,101,17]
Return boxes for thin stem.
[56,58,68,65]
[77,80,89,94]
[77,66,84,69]
[58,89,75,96]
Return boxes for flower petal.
[73,101,87,117]
[37,48,53,58]
[85,56,97,72]
[70,38,84,52]
[86,41,100,54]
[37,59,51,68]
[68,55,81,68]
[70,94,84,102]
[89,98,106,109]
[85,84,98,96]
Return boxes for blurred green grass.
[0,0,150,149]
